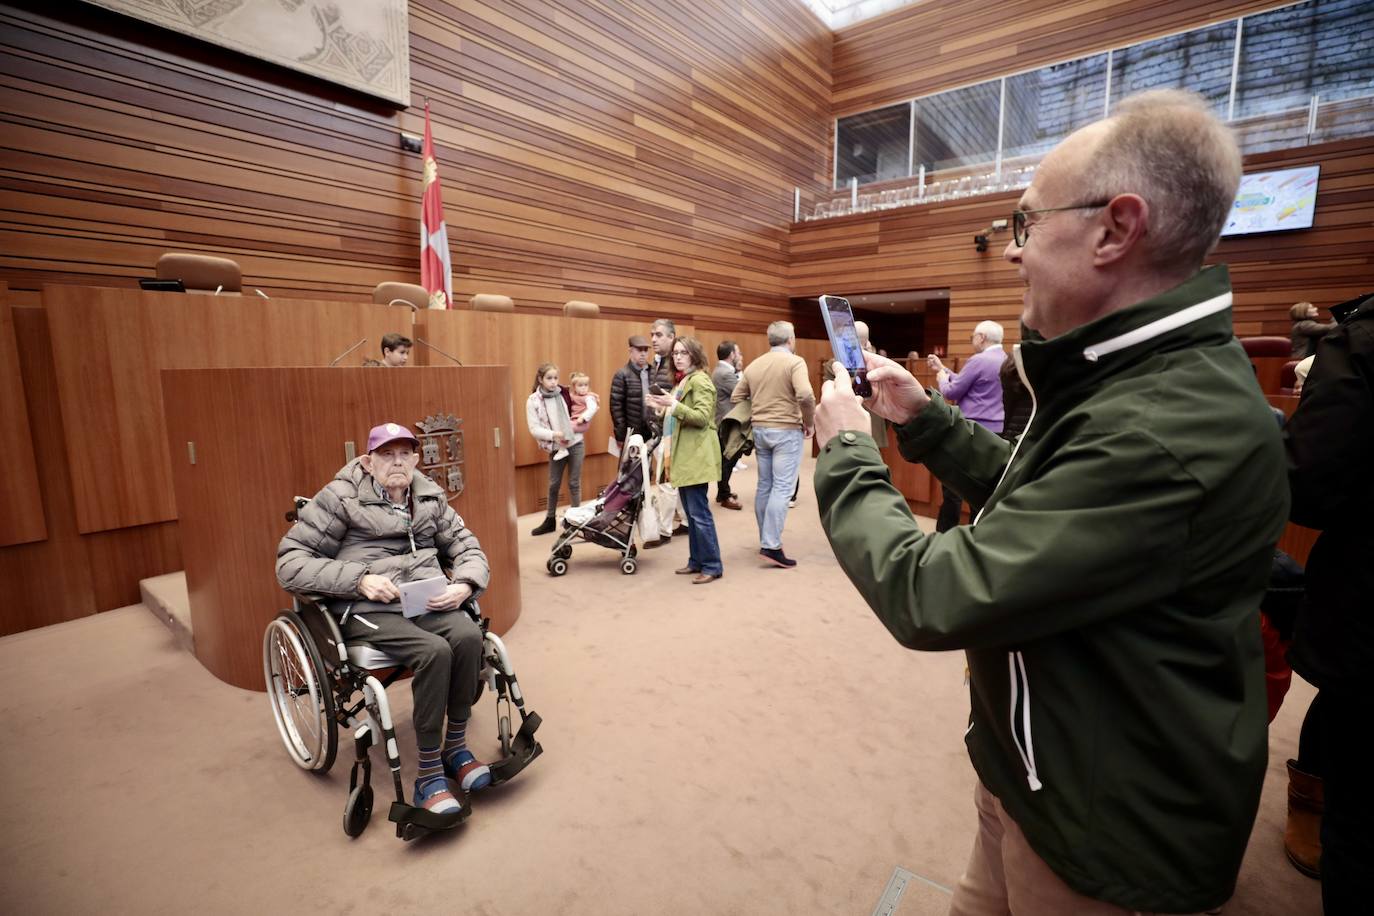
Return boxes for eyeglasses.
[1012,199,1113,247]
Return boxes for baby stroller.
[546,432,655,576]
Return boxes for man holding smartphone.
[812,90,1286,914]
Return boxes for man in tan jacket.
[732,320,814,567]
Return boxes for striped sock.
[443,718,468,758]
[414,744,459,814]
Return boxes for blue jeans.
[752,426,803,550]
[679,484,723,576]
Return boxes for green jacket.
[665,369,721,488]
[815,266,1287,913]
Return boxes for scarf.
[542,386,574,442]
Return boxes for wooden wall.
[789,137,1374,362]
[0,283,44,546]
[831,0,1291,116]
[0,0,831,332]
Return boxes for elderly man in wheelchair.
[268,421,541,839]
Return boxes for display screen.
[820,296,865,372]
[1221,165,1320,237]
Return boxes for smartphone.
[649,383,667,395]
[818,295,872,397]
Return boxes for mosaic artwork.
[82,0,410,105]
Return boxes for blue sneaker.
[444,749,492,792]
[414,776,461,814]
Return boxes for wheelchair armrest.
[285,495,310,523]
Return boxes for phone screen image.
[818,295,872,396]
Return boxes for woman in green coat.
[645,336,723,583]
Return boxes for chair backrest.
[470,293,514,312]
[563,300,599,318]
[1239,336,1291,358]
[372,282,427,310]
[156,252,242,294]
[1279,359,1299,394]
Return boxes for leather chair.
[156,253,242,294]
[1279,360,1299,396]
[1239,336,1291,358]
[471,294,514,312]
[373,282,428,311]
[563,300,599,318]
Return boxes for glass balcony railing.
[800,0,1374,222]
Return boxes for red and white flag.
[419,102,452,310]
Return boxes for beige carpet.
[0,454,1320,915]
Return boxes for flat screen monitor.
[1221,165,1319,237]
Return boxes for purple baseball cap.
[366,422,419,453]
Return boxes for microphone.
[255,288,270,299]
[328,338,368,367]
[414,337,462,366]
[387,298,420,312]
[214,284,223,296]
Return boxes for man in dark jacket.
[609,335,653,444]
[1283,290,1374,913]
[813,90,1287,913]
[712,339,743,509]
[277,422,493,818]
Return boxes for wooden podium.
[161,367,520,690]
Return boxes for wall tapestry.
[82,0,410,106]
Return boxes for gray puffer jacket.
[276,458,489,614]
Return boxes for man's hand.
[803,424,814,439]
[359,573,400,602]
[426,581,474,611]
[926,353,945,373]
[864,351,930,425]
[815,362,873,449]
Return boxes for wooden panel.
[0,307,97,634]
[831,0,1292,115]
[0,0,830,333]
[789,138,1374,367]
[42,285,412,533]
[84,521,181,611]
[162,367,519,690]
[0,283,45,545]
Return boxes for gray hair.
[767,320,795,347]
[651,318,676,335]
[1084,89,1241,274]
[974,320,1004,344]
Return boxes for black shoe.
[759,547,796,568]
[643,536,670,549]
[672,523,690,536]
[531,517,556,536]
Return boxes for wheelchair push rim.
[263,614,337,771]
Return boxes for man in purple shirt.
[927,320,1007,531]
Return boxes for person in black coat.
[1282,290,1374,911]
[609,335,653,445]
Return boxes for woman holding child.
[526,364,598,535]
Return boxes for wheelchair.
[264,504,542,840]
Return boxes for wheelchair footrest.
[388,798,471,840]
[489,711,543,786]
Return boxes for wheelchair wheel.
[343,784,373,838]
[549,557,568,576]
[263,613,338,773]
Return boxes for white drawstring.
[1007,652,1044,791]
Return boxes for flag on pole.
[420,102,453,310]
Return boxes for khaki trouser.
[949,781,1211,916]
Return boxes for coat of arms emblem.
[416,412,464,501]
